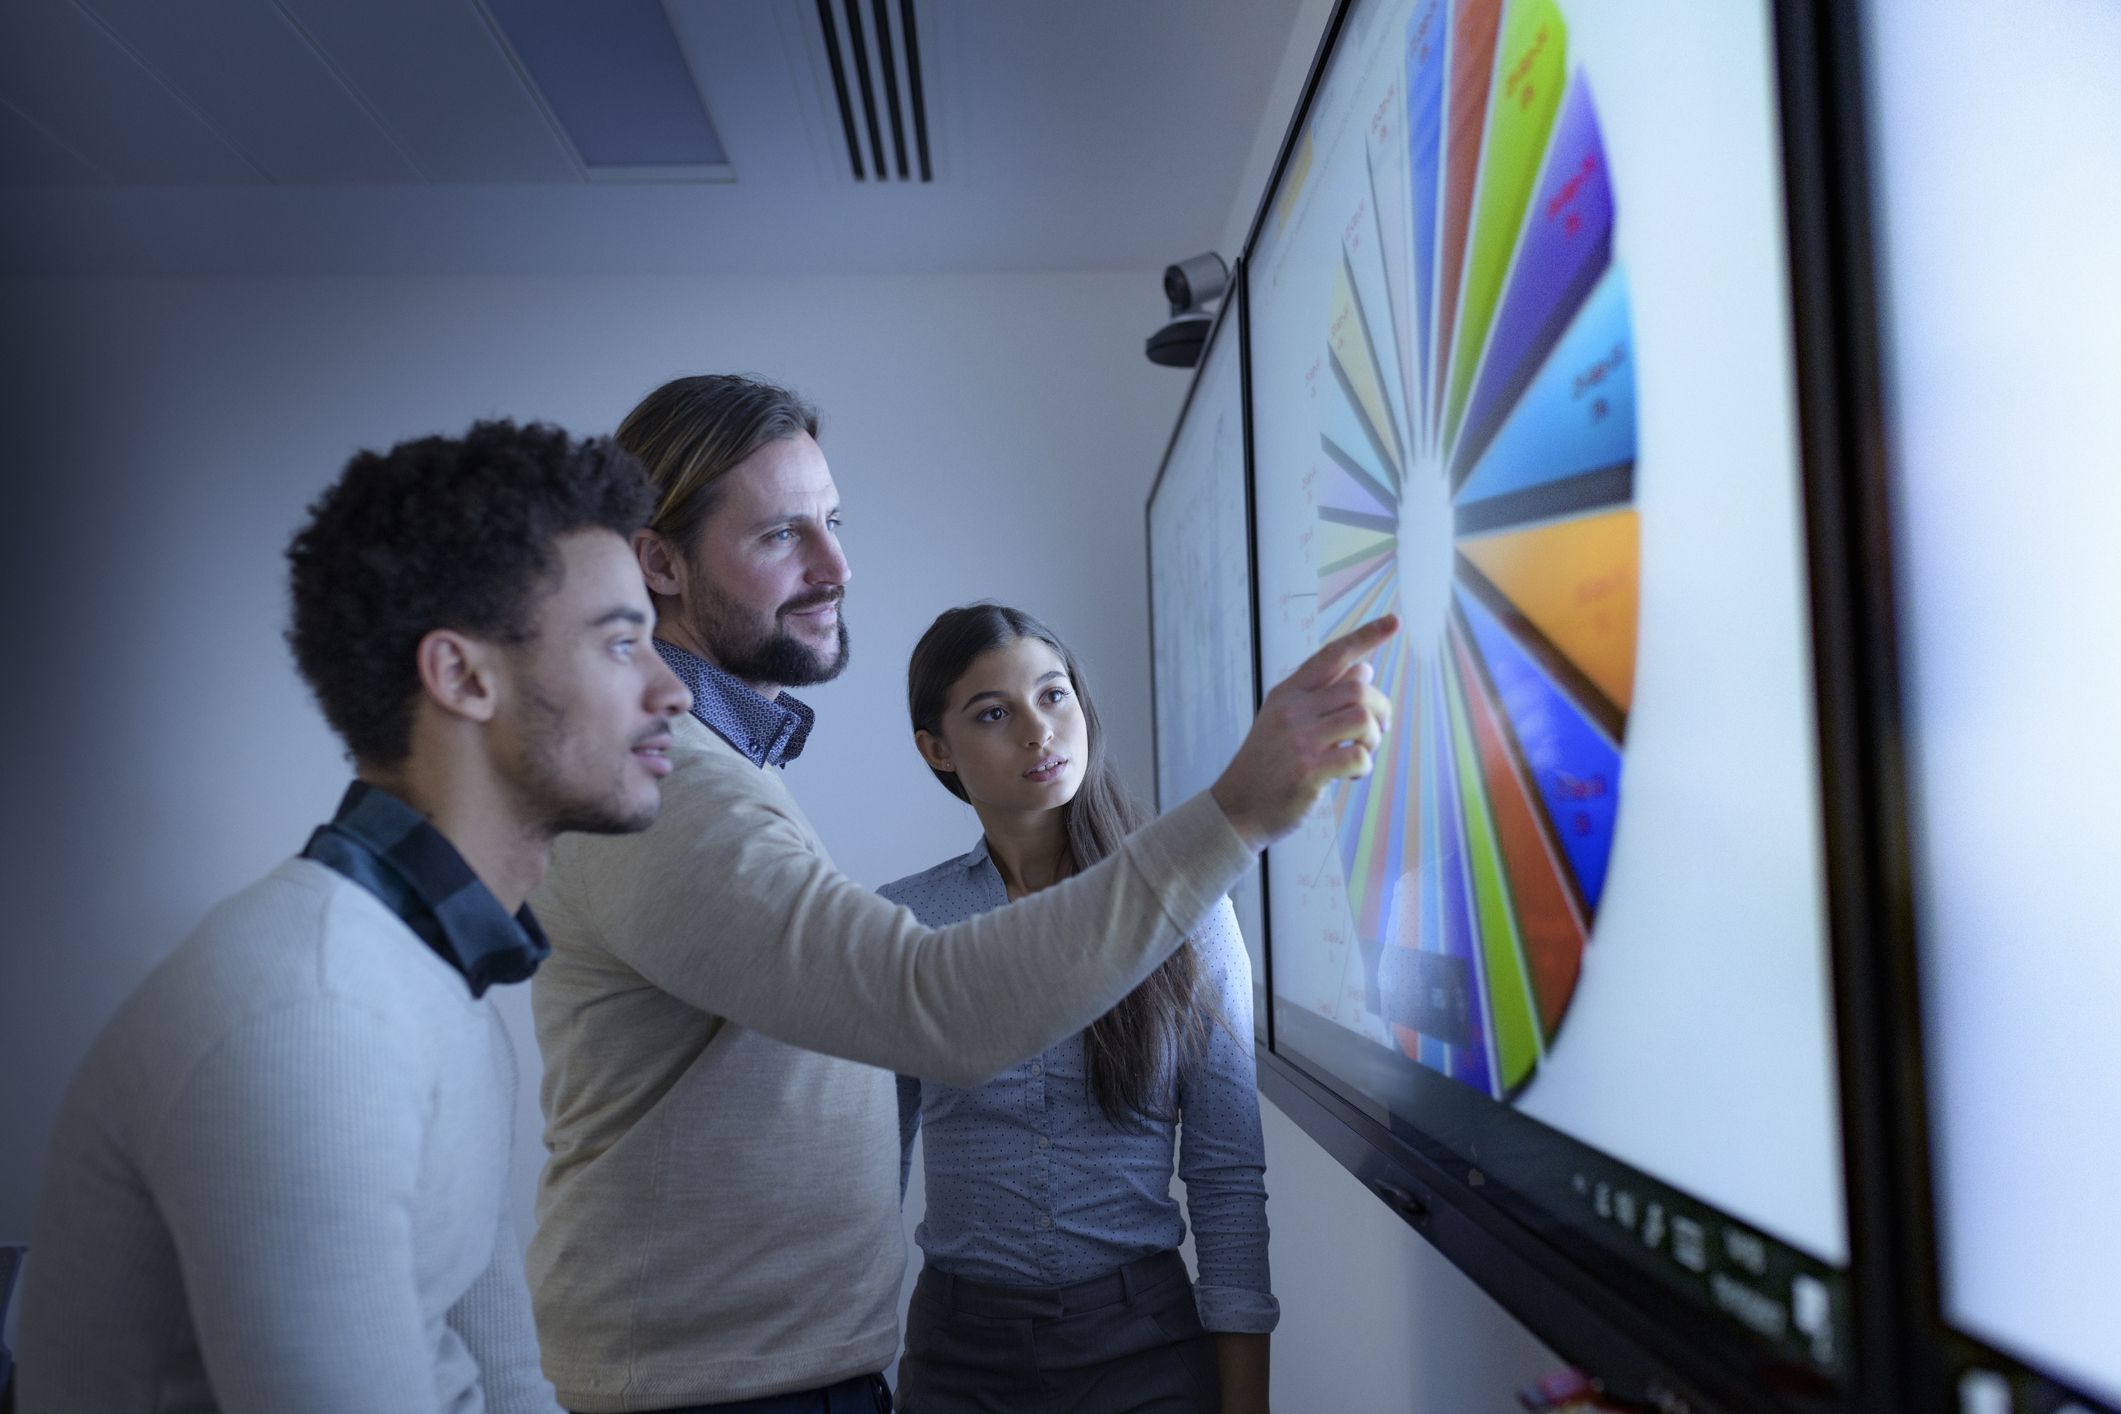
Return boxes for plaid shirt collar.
[300,781,549,999]
[653,638,814,769]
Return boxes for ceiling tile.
[664,0,832,188]
[0,97,105,186]
[0,0,1300,273]
[0,0,258,184]
[276,0,579,183]
[76,0,418,184]
[486,0,726,171]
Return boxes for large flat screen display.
[1243,0,1851,1384]
[1148,284,1268,1035]
[1867,2,2121,1409]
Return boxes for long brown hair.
[616,373,819,552]
[907,603,1207,1127]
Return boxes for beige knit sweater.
[526,710,1250,1410]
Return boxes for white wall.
[0,267,1187,1288]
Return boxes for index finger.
[1290,615,1400,691]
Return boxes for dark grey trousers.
[570,1371,891,1414]
[897,1250,1220,1414]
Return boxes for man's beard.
[689,581,850,689]
[514,689,661,838]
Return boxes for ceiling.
[0,0,1300,276]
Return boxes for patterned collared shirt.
[300,781,550,998]
[653,637,814,769]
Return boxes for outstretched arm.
[550,617,1397,1087]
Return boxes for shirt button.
[1037,1214,1054,1231]
[1036,1135,1051,1149]
[1029,1061,1043,1077]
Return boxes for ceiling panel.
[77,0,417,184]
[0,0,258,184]
[0,0,1305,274]
[485,0,726,173]
[664,0,832,187]
[947,1,1288,191]
[276,0,580,183]
[0,97,104,186]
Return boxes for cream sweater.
[20,860,557,1414]
[527,710,1251,1410]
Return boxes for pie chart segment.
[1431,662,1495,1095]
[1441,0,1568,453]
[1365,650,1425,1003]
[1459,506,1639,715]
[1404,0,1447,456]
[1454,580,1623,914]
[1453,73,1616,486]
[1332,258,1407,480]
[1432,0,1504,435]
[1452,608,1590,1034]
[1409,687,1453,1072]
[1457,266,1635,510]
[1321,442,1397,520]
[1442,635,1543,1095]
[1335,636,1419,944]
[1317,518,1397,582]
[1362,125,1419,464]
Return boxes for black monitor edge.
[1771,0,1945,1410]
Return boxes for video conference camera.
[1146,252,1230,368]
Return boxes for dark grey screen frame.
[1144,267,1267,1040]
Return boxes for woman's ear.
[915,728,955,775]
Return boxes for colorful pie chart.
[1315,0,1636,1100]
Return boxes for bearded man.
[526,375,1395,1414]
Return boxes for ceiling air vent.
[814,0,931,182]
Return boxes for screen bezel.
[1219,1,1932,1407]
[1145,258,1250,821]
[1144,267,1268,1042]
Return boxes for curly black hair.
[286,419,655,766]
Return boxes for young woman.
[882,603,1276,1414]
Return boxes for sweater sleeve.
[1176,900,1279,1334]
[559,774,1253,1088]
[444,1010,561,1412]
[141,999,459,1413]
[878,879,927,1201]
[447,1201,563,1414]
